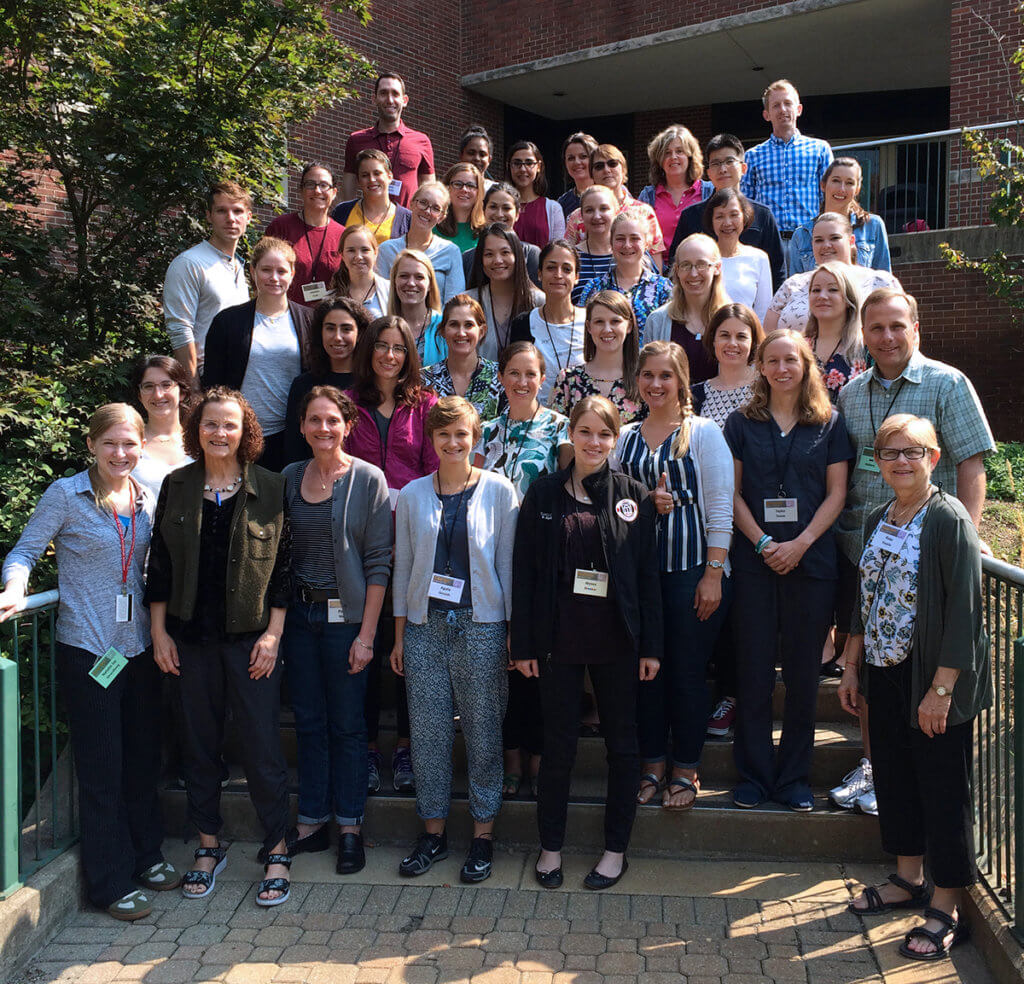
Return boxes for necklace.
[889,486,934,526]
[362,200,393,237]
[204,474,242,506]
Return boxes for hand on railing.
[0,582,28,623]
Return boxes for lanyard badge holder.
[764,425,798,523]
[568,469,609,598]
[427,475,470,604]
[92,503,137,687]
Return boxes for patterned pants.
[404,610,509,822]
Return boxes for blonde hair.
[666,233,731,327]
[426,395,482,444]
[804,262,865,363]
[411,179,451,216]
[647,125,704,188]
[873,413,938,454]
[743,329,832,426]
[387,249,442,316]
[87,403,145,510]
[762,78,799,107]
[637,341,694,458]
[251,236,296,270]
[438,163,486,237]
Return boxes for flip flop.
[663,775,699,812]
[636,773,662,805]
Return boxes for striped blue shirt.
[741,131,833,232]
[572,252,614,305]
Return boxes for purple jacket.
[344,390,439,498]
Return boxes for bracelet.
[755,534,773,555]
[354,637,374,652]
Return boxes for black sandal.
[898,907,969,961]
[636,773,662,805]
[255,853,292,908]
[848,873,930,915]
[663,775,699,812]
[181,845,227,900]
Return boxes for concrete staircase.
[159,673,885,863]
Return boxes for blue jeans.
[637,566,733,768]
[283,602,369,825]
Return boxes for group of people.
[0,71,997,965]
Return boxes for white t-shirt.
[529,307,586,405]
[132,448,194,501]
[721,249,773,322]
[241,310,301,436]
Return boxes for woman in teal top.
[436,163,486,253]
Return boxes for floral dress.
[548,364,644,424]
[475,406,571,502]
[421,358,503,422]
[817,350,868,404]
[860,505,926,667]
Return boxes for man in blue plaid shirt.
[741,80,833,273]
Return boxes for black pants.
[503,670,543,755]
[365,614,410,743]
[712,617,738,698]
[537,659,639,853]
[867,661,976,888]
[176,636,289,856]
[732,571,835,800]
[57,644,165,908]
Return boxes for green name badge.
[89,646,129,688]
[858,447,881,473]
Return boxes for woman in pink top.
[506,141,566,249]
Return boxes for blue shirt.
[790,212,892,273]
[741,131,834,233]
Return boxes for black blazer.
[510,463,662,664]
[202,299,314,391]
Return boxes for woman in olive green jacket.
[146,387,294,908]
[839,414,991,963]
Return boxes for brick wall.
[949,0,1023,126]
[631,107,713,190]
[895,258,1022,440]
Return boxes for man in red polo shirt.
[342,73,435,208]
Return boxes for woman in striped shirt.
[616,341,734,810]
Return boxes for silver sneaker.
[829,757,873,809]
[854,788,878,816]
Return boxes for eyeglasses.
[510,159,538,169]
[140,381,178,394]
[875,446,932,461]
[592,160,622,171]
[449,180,478,192]
[302,181,334,191]
[373,342,408,356]
[677,261,713,274]
[414,200,444,216]
[709,157,742,170]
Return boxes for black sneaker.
[398,831,448,877]
[460,837,493,884]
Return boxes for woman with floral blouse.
[803,262,868,403]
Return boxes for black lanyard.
[868,376,906,435]
[566,467,603,572]
[300,213,329,284]
[541,305,577,377]
[502,406,539,481]
[435,471,471,573]
[768,420,798,497]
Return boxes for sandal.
[255,853,292,907]
[898,907,969,961]
[137,860,181,892]
[636,773,663,805]
[107,889,152,921]
[181,845,227,900]
[848,873,930,915]
[663,775,699,812]
[502,773,522,798]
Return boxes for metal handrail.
[834,119,1022,152]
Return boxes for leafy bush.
[986,442,1024,503]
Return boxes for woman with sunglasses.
[506,141,566,249]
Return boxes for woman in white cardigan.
[391,396,519,884]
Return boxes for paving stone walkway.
[17,843,993,984]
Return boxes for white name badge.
[115,592,134,623]
[874,522,909,555]
[327,599,346,623]
[388,179,403,198]
[301,281,327,302]
[763,498,799,523]
[388,488,400,510]
[428,573,465,603]
[858,447,881,473]
[573,569,609,598]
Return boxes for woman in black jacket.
[511,395,661,891]
[203,237,314,471]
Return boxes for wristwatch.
[932,684,951,697]
[707,559,724,570]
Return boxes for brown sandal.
[663,775,699,811]
[636,773,663,805]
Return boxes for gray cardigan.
[852,491,993,728]
[282,457,392,622]
[643,303,673,343]
[393,470,519,625]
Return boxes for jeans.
[638,566,732,767]
[283,602,369,826]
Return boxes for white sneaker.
[829,758,873,809]
[854,788,878,816]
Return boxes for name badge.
[388,488,400,510]
[858,447,881,473]
[573,569,609,598]
[115,592,134,623]
[388,179,403,198]
[874,522,909,555]
[428,573,465,603]
[89,646,129,688]
[763,498,799,523]
[327,599,346,623]
[301,281,327,302]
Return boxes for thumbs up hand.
[652,472,674,514]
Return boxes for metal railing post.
[0,656,22,898]
[1015,638,1023,942]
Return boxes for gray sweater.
[393,470,519,625]
[282,457,392,621]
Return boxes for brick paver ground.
[16,844,993,984]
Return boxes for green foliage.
[986,442,1024,503]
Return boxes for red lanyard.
[112,499,137,590]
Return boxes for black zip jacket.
[511,462,662,664]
